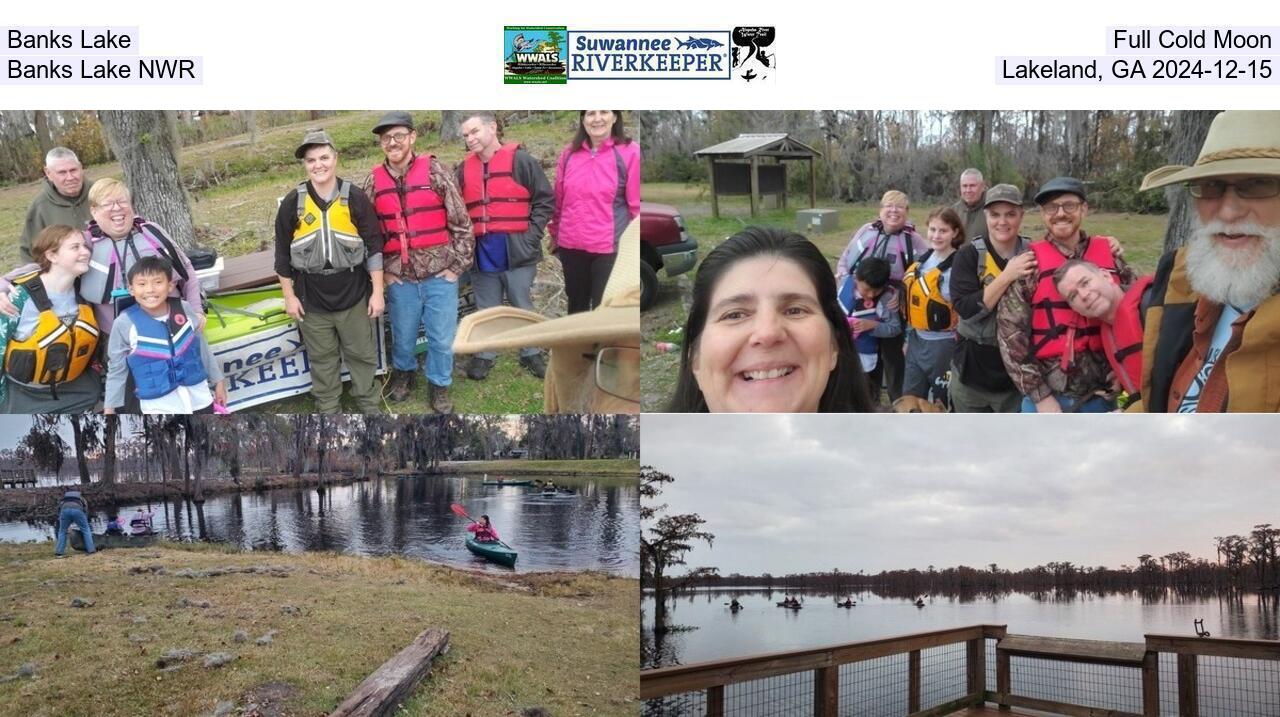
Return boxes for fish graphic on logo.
[676,36,725,50]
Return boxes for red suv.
[640,202,698,311]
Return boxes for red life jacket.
[1101,275,1152,395]
[461,143,532,236]
[1029,236,1119,365]
[370,154,449,261]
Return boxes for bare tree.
[101,415,119,485]
[68,415,102,485]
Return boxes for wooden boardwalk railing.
[641,624,1008,717]
[0,468,37,488]
[641,625,1280,717]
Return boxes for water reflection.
[642,587,1280,668]
[2,474,639,574]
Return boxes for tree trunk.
[101,415,119,485]
[32,111,55,153]
[167,432,181,490]
[70,416,92,485]
[98,111,197,251]
[242,110,258,146]
[1162,111,1219,253]
[182,422,192,497]
[439,111,462,143]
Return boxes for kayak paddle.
[449,503,515,551]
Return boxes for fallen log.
[329,627,451,717]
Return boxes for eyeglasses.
[1188,177,1280,200]
[593,346,640,402]
[379,131,413,146]
[95,199,130,210]
[1040,200,1084,215]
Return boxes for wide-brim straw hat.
[1141,111,1280,191]
[453,220,641,352]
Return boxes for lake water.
[0,473,639,574]
[642,588,1280,717]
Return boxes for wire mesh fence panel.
[1196,655,1280,717]
[643,690,708,717]
[1157,652,1181,716]
[722,671,815,716]
[986,639,998,694]
[838,653,909,717]
[1009,656,1144,714]
[919,642,970,710]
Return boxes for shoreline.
[0,458,639,523]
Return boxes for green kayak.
[482,480,534,487]
[203,287,294,343]
[71,530,158,551]
[466,536,517,567]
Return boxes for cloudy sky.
[641,414,1277,577]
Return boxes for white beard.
[1185,219,1280,309]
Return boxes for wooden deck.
[217,249,277,291]
[946,707,1040,716]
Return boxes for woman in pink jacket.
[548,110,641,314]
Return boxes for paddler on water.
[467,514,500,543]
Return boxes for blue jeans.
[386,276,458,387]
[1020,394,1115,413]
[55,507,94,555]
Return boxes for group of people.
[668,110,1280,413]
[2,110,641,415]
[52,489,154,556]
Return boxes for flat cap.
[371,111,415,135]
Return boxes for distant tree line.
[670,522,1280,596]
[639,110,1219,214]
[8,414,639,497]
[0,110,344,185]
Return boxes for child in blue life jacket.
[847,257,901,402]
[104,256,225,414]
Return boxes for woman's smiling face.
[691,255,837,413]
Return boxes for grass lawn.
[641,182,1174,411]
[0,110,584,414]
[0,542,637,717]
[438,458,641,479]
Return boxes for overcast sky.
[642,414,1277,577]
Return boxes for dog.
[891,395,948,413]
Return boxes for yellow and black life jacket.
[903,250,957,332]
[290,180,366,275]
[3,273,99,393]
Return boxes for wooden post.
[329,628,450,717]
[749,155,760,217]
[813,666,838,717]
[706,156,720,219]
[1141,651,1160,717]
[1177,653,1199,717]
[908,649,921,713]
[966,637,986,702]
[808,157,817,209]
[781,162,788,211]
[996,650,1011,711]
[706,685,725,717]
